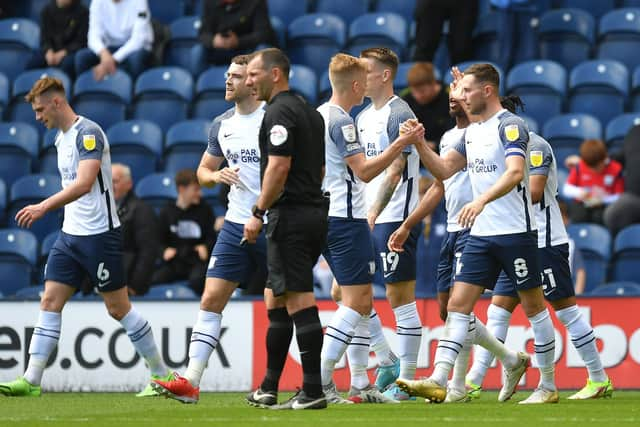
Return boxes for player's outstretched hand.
[216,166,241,185]
[243,216,262,244]
[15,203,45,228]
[387,224,409,253]
[449,66,465,102]
[458,199,485,229]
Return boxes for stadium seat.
[630,65,640,110]
[445,61,505,95]
[16,0,50,22]
[10,68,71,132]
[605,113,640,154]
[374,0,415,22]
[622,0,640,6]
[314,0,369,25]
[0,122,39,188]
[135,173,178,214]
[144,283,197,299]
[0,71,10,119]
[38,128,59,174]
[106,120,163,183]
[567,223,611,293]
[287,13,346,77]
[542,113,602,166]
[201,184,225,217]
[588,281,640,296]
[193,66,230,119]
[318,70,331,104]
[597,8,640,74]
[346,13,408,60]
[8,174,63,243]
[38,230,59,284]
[506,60,567,128]
[270,16,286,49]
[148,0,185,25]
[0,228,38,295]
[132,67,194,132]
[73,69,132,132]
[164,119,210,174]
[0,18,40,81]
[165,16,202,73]
[12,284,44,299]
[472,11,501,65]
[538,9,595,71]
[556,0,614,19]
[568,60,629,126]
[0,178,6,226]
[289,64,318,104]
[267,0,309,27]
[521,115,539,135]
[610,224,640,282]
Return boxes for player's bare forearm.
[369,154,406,217]
[415,140,464,180]
[359,142,406,183]
[477,157,525,206]
[404,180,444,230]
[256,155,290,210]
[42,159,100,212]
[197,153,223,187]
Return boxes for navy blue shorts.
[494,243,573,301]
[45,227,125,292]
[371,221,420,284]
[323,217,376,285]
[206,220,267,287]
[436,229,470,293]
[455,231,541,291]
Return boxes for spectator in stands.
[195,0,275,67]
[27,0,88,78]
[413,0,478,65]
[489,0,539,70]
[112,163,158,296]
[401,62,454,150]
[152,169,216,295]
[0,0,14,18]
[75,0,153,80]
[560,201,587,295]
[563,139,624,225]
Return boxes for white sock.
[431,312,469,386]
[369,308,397,366]
[474,313,518,368]
[393,301,422,380]
[467,304,511,386]
[184,310,222,387]
[555,305,607,383]
[529,308,556,391]
[120,307,166,377]
[346,314,371,389]
[450,315,474,391]
[24,311,61,386]
[321,305,361,386]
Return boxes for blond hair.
[25,77,66,103]
[329,53,367,91]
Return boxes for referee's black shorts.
[265,203,328,296]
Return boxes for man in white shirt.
[74,0,153,80]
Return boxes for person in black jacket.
[112,163,159,296]
[151,169,216,294]
[28,0,89,78]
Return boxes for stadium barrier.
[0,298,638,391]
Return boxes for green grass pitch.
[1,391,638,427]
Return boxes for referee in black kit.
[243,48,328,410]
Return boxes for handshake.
[398,119,426,147]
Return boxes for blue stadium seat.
[73,69,132,132]
[318,69,331,104]
[21,0,50,21]
[445,61,505,95]
[0,18,40,81]
[568,60,629,126]
[8,174,63,244]
[567,223,611,293]
[597,8,640,74]
[0,178,6,226]
[622,0,640,6]
[164,119,209,174]
[542,113,602,166]
[314,0,369,25]
[0,72,10,119]
[38,230,59,284]
[38,128,59,174]
[472,11,501,65]
[270,16,286,49]
[0,122,39,187]
[13,284,44,299]
[193,66,230,119]
[347,13,408,60]
[605,113,640,154]
[588,281,640,296]
[555,0,615,20]
[610,224,640,282]
[538,9,595,71]
[201,184,225,217]
[135,173,177,214]
[288,64,317,104]
[144,283,197,299]
[374,0,415,22]
[133,67,194,132]
[106,120,163,183]
[506,60,567,128]
[10,68,71,132]
[148,0,185,25]
[287,13,346,77]
[267,0,309,27]
[630,65,640,110]
[0,228,37,295]
[521,115,539,135]
[165,16,202,73]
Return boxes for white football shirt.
[440,126,471,232]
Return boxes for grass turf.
[1,391,638,427]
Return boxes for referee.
[244,48,328,410]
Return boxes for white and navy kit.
[494,132,574,300]
[318,102,375,285]
[357,96,420,283]
[46,117,124,291]
[453,110,541,290]
[435,126,472,293]
[205,105,267,286]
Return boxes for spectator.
[490,0,540,70]
[152,169,216,294]
[559,201,587,295]
[75,0,153,80]
[563,139,624,224]
[27,0,88,78]
[0,0,15,18]
[194,0,274,69]
[112,163,158,296]
[413,0,478,65]
[401,62,454,150]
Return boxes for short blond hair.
[329,53,367,91]
[25,77,66,103]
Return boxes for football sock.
[321,305,360,386]
[467,304,511,386]
[473,313,519,368]
[393,301,422,380]
[431,311,470,386]
[120,307,166,377]
[292,306,324,398]
[347,314,371,389]
[24,310,61,386]
[529,308,556,391]
[184,310,222,387]
[369,308,397,366]
[450,314,474,391]
[260,307,293,393]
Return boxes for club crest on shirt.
[530,150,543,167]
[505,124,520,142]
[83,135,96,151]
[270,125,288,146]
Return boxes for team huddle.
[0,46,613,409]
